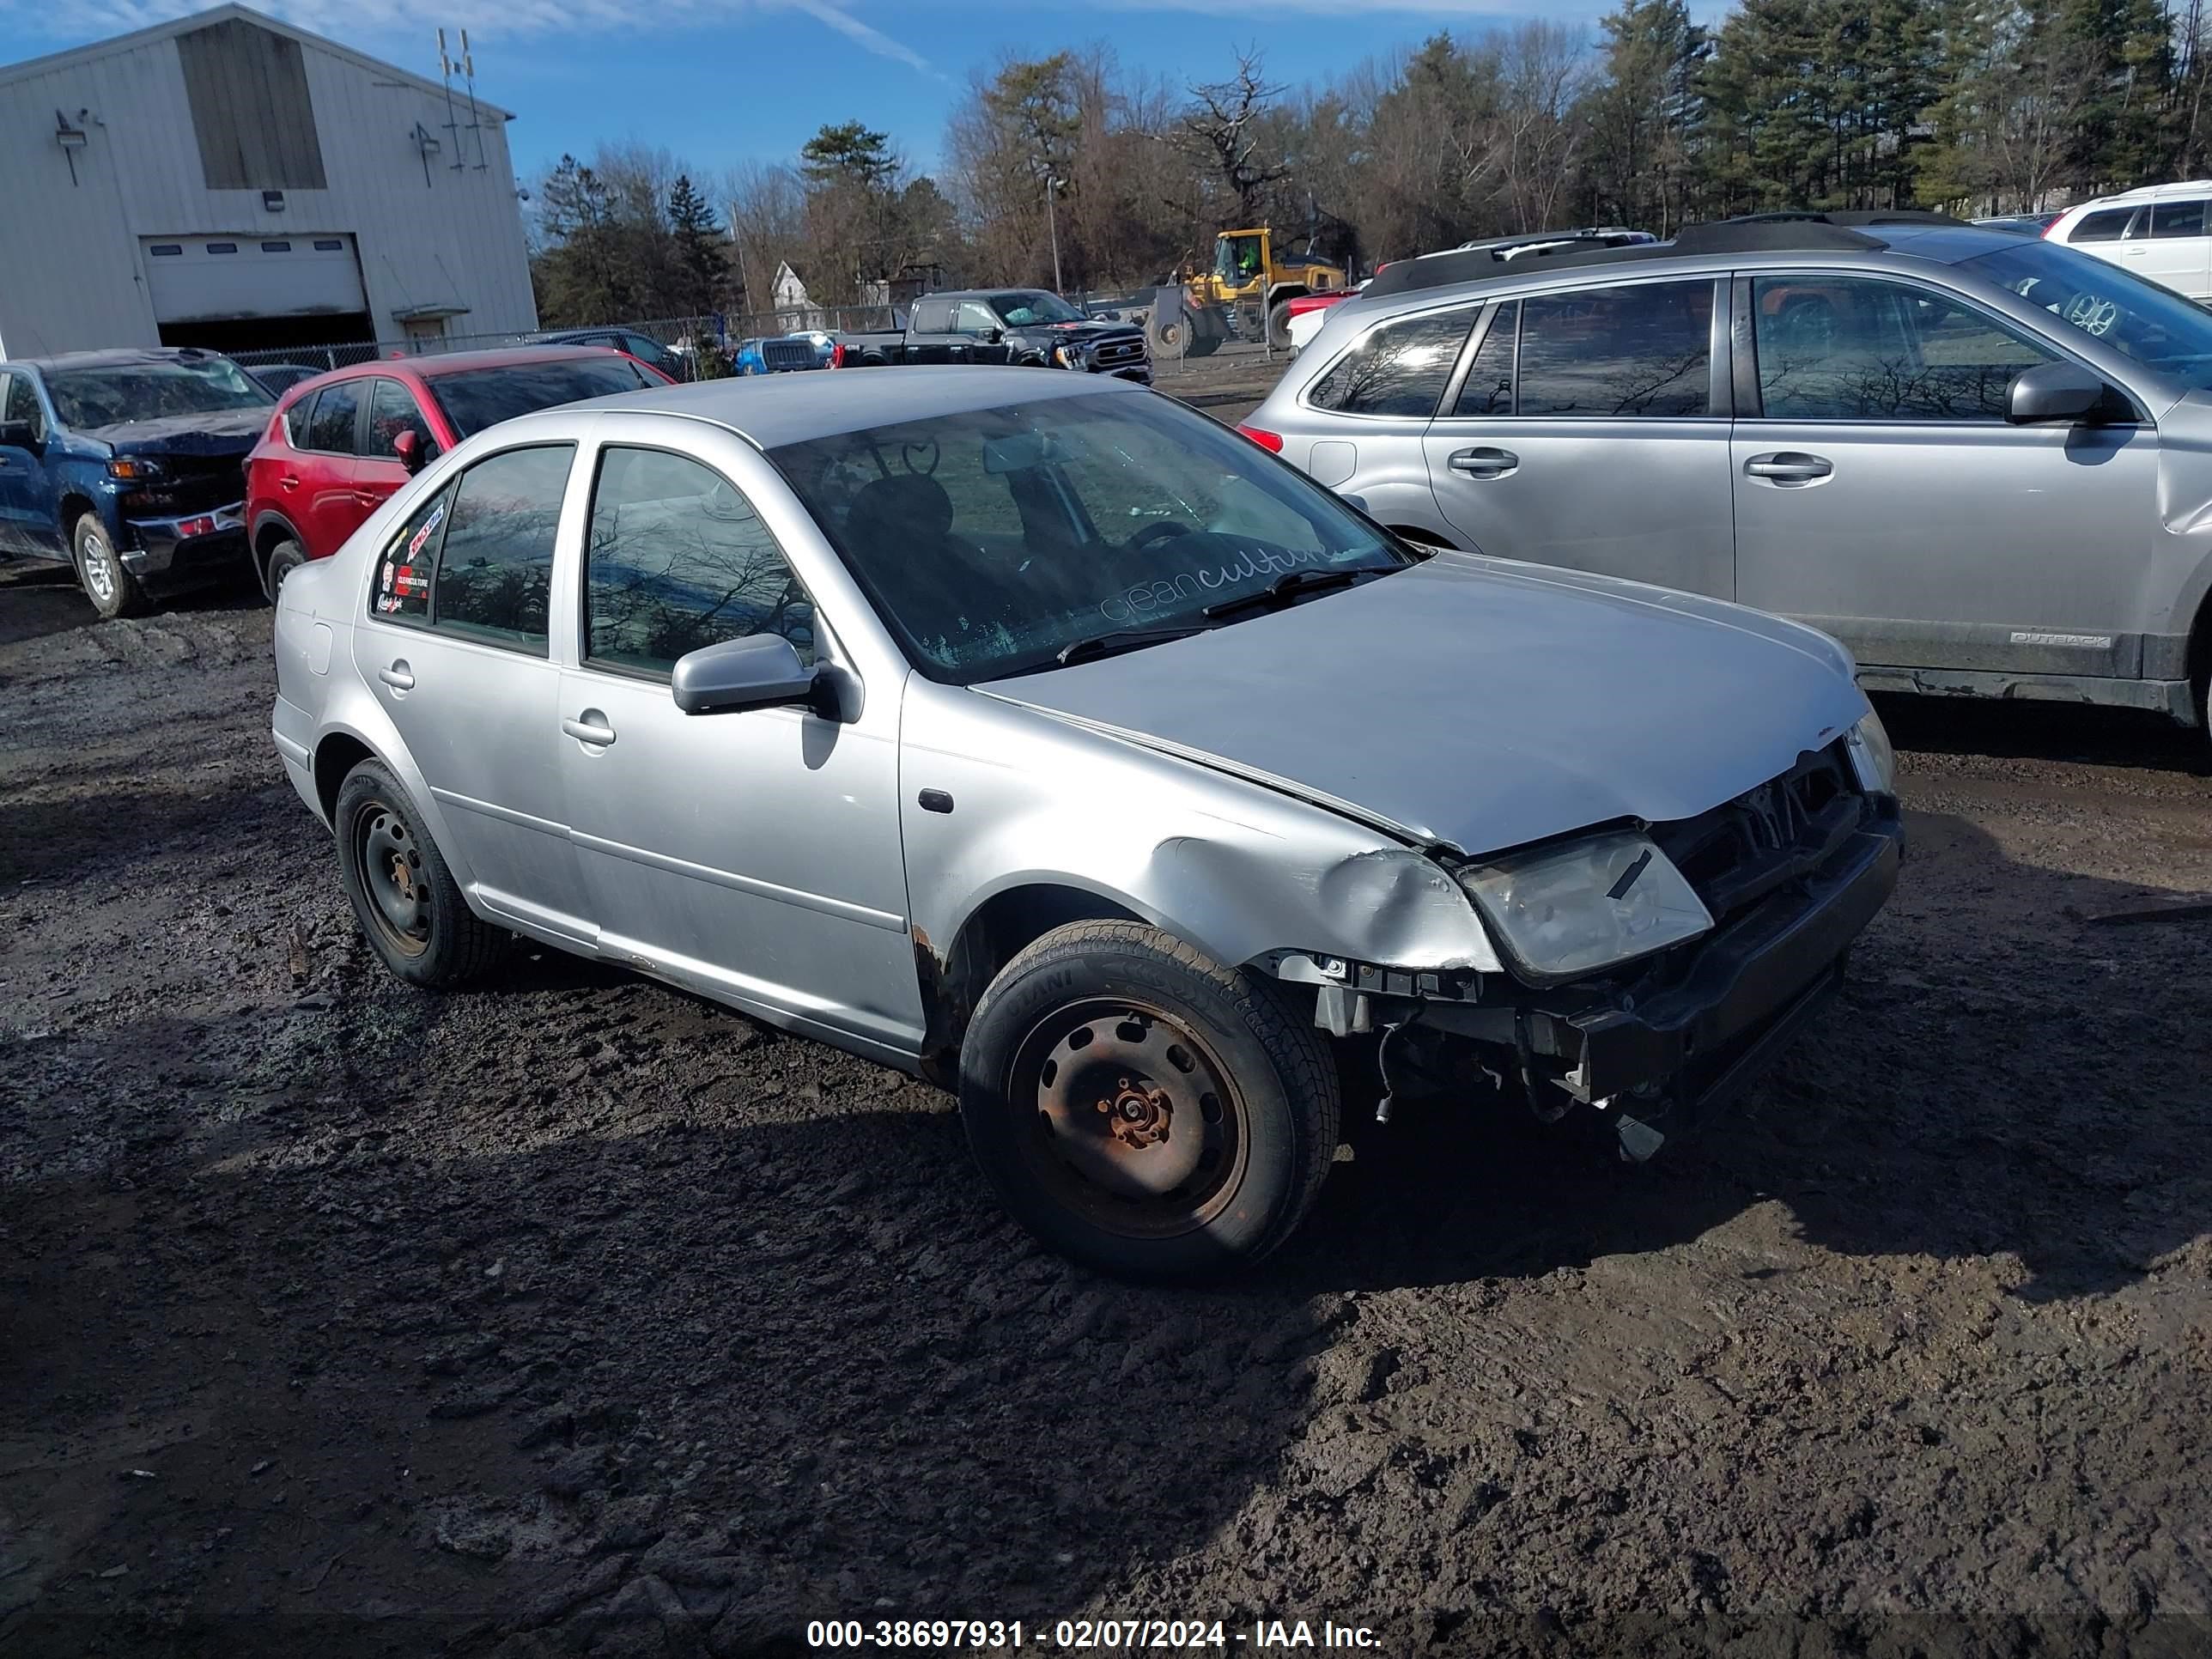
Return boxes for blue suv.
[0,348,273,618]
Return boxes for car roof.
[14,347,233,372]
[319,344,626,380]
[1358,212,2015,302]
[560,362,1137,448]
[2081,179,2212,204]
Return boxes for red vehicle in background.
[244,345,672,598]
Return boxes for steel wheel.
[351,799,430,958]
[1010,996,1249,1240]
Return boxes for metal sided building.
[0,3,537,361]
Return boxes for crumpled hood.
[982,550,1870,857]
[83,408,269,459]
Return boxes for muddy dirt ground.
[3,552,2210,1659]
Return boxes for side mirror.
[392,429,425,474]
[672,634,822,716]
[2007,361,2111,425]
[983,326,1004,345]
[0,417,40,449]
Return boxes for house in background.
[0,3,537,361]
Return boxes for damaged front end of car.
[1262,728,1904,1160]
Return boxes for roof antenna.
[435,28,463,172]
[458,30,489,171]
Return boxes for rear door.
[289,380,370,556]
[2124,197,2212,301]
[356,378,437,520]
[353,442,592,944]
[1729,271,2159,682]
[1420,276,1735,597]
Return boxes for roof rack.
[1362,210,1972,299]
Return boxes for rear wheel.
[1267,300,1294,350]
[333,758,507,988]
[260,538,306,605]
[73,514,146,621]
[958,921,1340,1280]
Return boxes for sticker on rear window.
[371,490,447,623]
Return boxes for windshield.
[428,356,656,439]
[1961,238,2212,388]
[44,356,271,428]
[993,291,1084,326]
[770,392,1407,684]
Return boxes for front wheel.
[1267,300,1294,350]
[73,514,146,620]
[958,921,1340,1280]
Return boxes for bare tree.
[1176,48,1290,225]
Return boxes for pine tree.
[667,173,731,317]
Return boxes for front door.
[1731,272,2159,683]
[0,372,57,556]
[556,441,921,1054]
[357,377,437,521]
[352,442,592,945]
[1421,276,1736,598]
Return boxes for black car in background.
[836,289,1150,381]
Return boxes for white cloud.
[0,0,939,75]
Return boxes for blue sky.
[3,0,1713,184]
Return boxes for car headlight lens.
[1456,831,1713,983]
[1845,708,1896,795]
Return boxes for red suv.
[245,345,672,598]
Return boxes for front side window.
[955,301,1001,337]
[585,447,814,675]
[428,446,574,653]
[2153,199,2209,239]
[1452,301,1517,416]
[771,392,1405,684]
[306,381,363,454]
[2,373,43,435]
[1515,280,1712,417]
[2069,206,2137,243]
[1306,306,1477,418]
[1752,276,2056,421]
[427,359,653,441]
[366,379,434,464]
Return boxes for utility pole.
[1045,174,1065,294]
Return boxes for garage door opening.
[157,310,375,356]
[143,233,375,361]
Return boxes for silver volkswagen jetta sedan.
[272,368,1901,1279]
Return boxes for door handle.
[1448,446,1519,479]
[279,475,301,492]
[378,660,414,690]
[561,712,617,748]
[1743,452,1834,484]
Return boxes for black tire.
[1267,300,1294,350]
[333,758,507,988]
[958,921,1340,1280]
[260,538,307,605]
[1186,323,1224,359]
[72,514,146,620]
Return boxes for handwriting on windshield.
[1099,544,1320,624]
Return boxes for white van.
[2046,181,2212,303]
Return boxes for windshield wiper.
[1200,565,1376,623]
[1054,625,1210,666]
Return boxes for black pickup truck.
[837,289,1150,383]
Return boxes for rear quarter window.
[2068,207,2139,243]
[1305,306,1477,417]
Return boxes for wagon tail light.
[1237,424,1284,453]
[106,457,168,481]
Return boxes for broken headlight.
[1455,831,1712,985]
[1845,708,1896,795]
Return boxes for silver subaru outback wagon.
[272,368,1900,1280]
[1247,212,2212,746]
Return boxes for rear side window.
[1306,306,1477,417]
[1514,280,1712,417]
[369,484,452,623]
[430,446,574,653]
[305,381,362,454]
[1452,301,1517,416]
[2069,207,2137,242]
[2152,199,2208,239]
[282,392,313,447]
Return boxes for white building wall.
[0,18,535,359]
